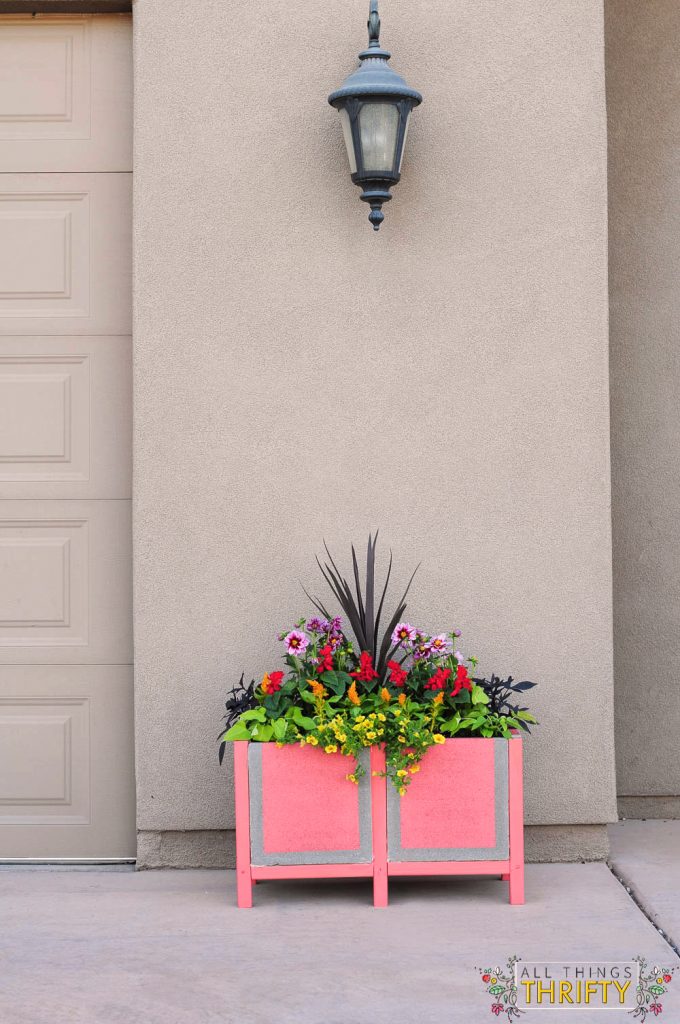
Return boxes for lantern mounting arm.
[367,0,381,47]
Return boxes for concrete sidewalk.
[3,847,680,1024]
[609,819,680,953]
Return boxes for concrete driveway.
[2,823,679,1024]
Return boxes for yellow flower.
[409,764,420,773]
[398,735,406,743]
[346,773,358,784]
[348,681,361,705]
[396,769,408,777]
[324,744,338,754]
[306,735,319,746]
[398,693,406,706]
[377,713,386,722]
[366,730,376,740]
[379,687,391,703]
[433,734,445,744]
[356,714,365,723]
[275,741,284,748]
[398,786,407,796]
[368,713,377,720]
[336,733,347,743]
[394,708,402,716]
[433,692,444,705]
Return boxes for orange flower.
[433,692,444,705]
[308,678,326,699]
[398,692,406,706]
[348,681,361,705]
[379,687,391,703]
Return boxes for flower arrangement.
[219,535,537,792]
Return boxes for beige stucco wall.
[606,1,680,811]
[133,0,617,863]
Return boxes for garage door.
[0,15,134,858]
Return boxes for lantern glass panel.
[398,110,410,172]
[339,108,357,174]
[359,102,399,173]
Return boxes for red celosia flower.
[424,667,451,691]
[316,644,334,674]
[387,660,408,687]
[350,651,379,682]
[450,664,472,697]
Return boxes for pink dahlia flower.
[391,622,416,647]
[284,630,310,656]
[430,634,453,657]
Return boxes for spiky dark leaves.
[314,533,419,679]
[473,674,538,731]
[218,673,257,764]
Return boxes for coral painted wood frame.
[232,736,524,908]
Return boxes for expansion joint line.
[607,861,680,961]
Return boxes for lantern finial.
[367,1,381,48]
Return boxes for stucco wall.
[133,0,617,863]
[606,1,680,812]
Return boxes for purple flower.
[452,629,462,638]
[430,634,453,657]
[412,643,432,662]
[330,616,343,635]
[284,630,310,656]
[454,650,465,663]
[391,622,417,647]
[306,616,330,634]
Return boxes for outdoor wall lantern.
[328,0,422,231]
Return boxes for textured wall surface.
[133,0,616,861]
[606,1,680,802]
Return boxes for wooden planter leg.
[234,741,253,908]
[508,735,525,905]
[370,746,388,908]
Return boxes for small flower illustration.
[478,957,524,1021]
[630,956,674,1022]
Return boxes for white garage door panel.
[0,336,132,499]
[0,16,132,172]
[0,500,132,665]
[0,173,131,335]
[0,665,135,858]
[0,13,133,859]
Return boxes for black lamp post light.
[328,0,422,231]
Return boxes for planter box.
[233,735,523,907]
